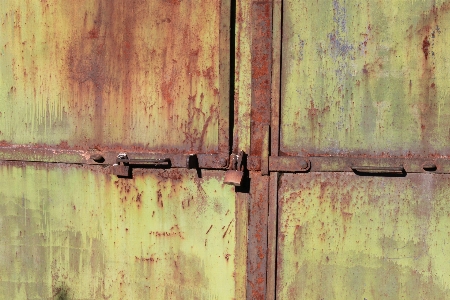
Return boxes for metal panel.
[0,0,229,154]
[0,162,244,299]
[246,172,269,299]
[277,172,450,299]
[280,0,450,158]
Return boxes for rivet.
[300,160,309,169]
[219,158,228,168]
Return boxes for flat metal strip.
[268,156,450,174]
[250,0,272,158]
[269,156,310,172]
[271,0,282,158]
[219,0,231,154]
[235,191,249,300]
[266,172,279,300]
[261,124,270,175]
[246,172,269,300]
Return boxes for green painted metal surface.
[281,0,450,157]
[0,163,243,299]
[277,172,450,299]
[0,0,227,153]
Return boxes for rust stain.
[164,0,182,5]
[161,67,177,105]
[222,219,234,238]
[157,169,183,181]
[422,35,430,59]
[157,190,164,208]
[135,256,160,263]
[66,0,147,143]
[149,224,184,239]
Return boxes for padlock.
[224,150,245,186]
[224,169,244,186]
[112,153,131,177]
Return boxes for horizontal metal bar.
[0,146,229,170]
[269,156,310,172]
[4,145,450,174]
[268,156,450,174]
[309,157,431,173]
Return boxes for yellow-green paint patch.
[281,0,450,157]
[0,0,223,152]
[0,163,240,299]
[277,172,450,299]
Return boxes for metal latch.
[112,153,171,177]
[224,150,245,186]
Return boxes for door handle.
[351,165,405,174]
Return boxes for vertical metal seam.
[229,0,237,155]
[266,172,279,300]
[271,0,282,158]
[250,0,273,157]
[219,0,231,154]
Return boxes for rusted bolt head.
[219,158,228,168]
[90,154,105,163]
[300,160,309,170]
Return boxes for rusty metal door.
[0,1,255,299]
[267,0,450,299]
[0,0,230,158]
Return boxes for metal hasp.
[224,150,245,186]
[112,153,131,177]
